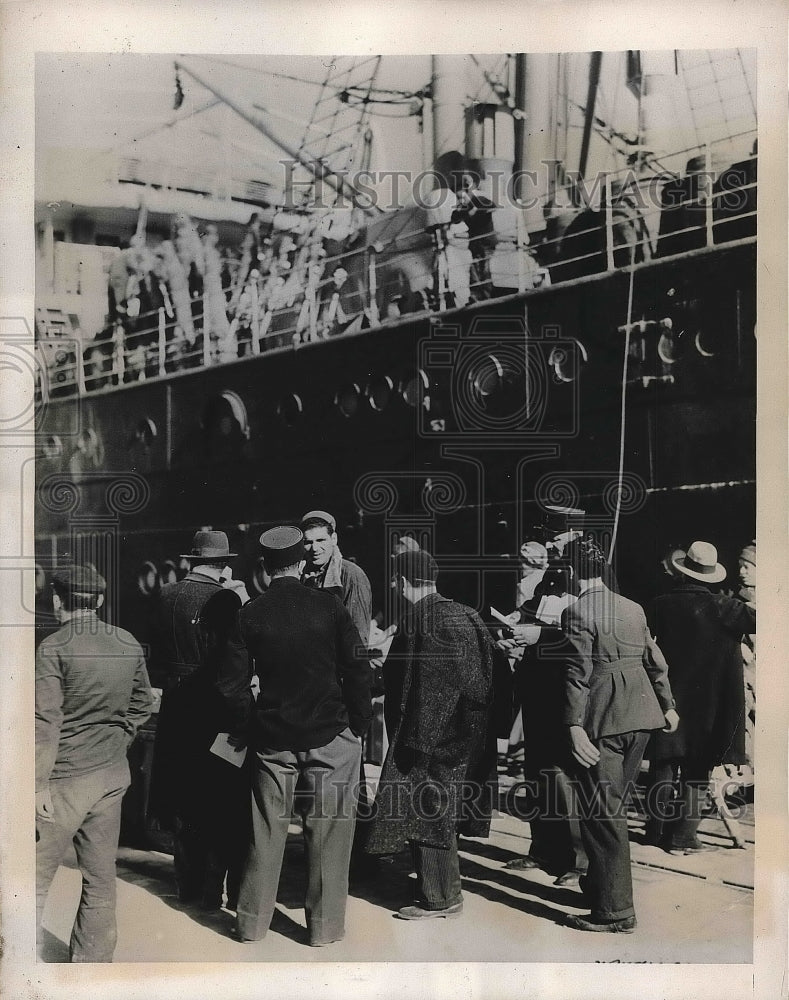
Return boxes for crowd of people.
[35,507,756,960]
[68,173,554,393]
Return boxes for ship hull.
[36,239,755,628]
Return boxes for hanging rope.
[608,239,637,564]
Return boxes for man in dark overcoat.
[366,550,496,920]
[560,537,677,934]
[221,526,372,947]
[646,541,755,854]
[148,529,249,909]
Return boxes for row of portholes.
[278,370,430,427]
[136,556,269,596]
[42,428,102,461]
[41,346,589,457]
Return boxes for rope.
[608,240,637,563]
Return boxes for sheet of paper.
[209,732,248,768]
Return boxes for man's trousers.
[412,837,463,910]
[36,759,130,962]
[236,727,361,945]
[574,730,649,923]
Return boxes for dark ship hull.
[36,235,756,634]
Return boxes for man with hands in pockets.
[221,526,372,947]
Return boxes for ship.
[33,50,756,830]
[34,51,756,625]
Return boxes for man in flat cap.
[222,526,372,946]
[36,565,153,961]
[148,529,250,910]
[300,510,372,657]
[366,550,496,920]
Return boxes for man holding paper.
[148,529,250,911]
[223,526,372,947]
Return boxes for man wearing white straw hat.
[646,541,755,855]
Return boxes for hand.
[662,708,680,733]
[510,624,542,646]
[226,733,247,750]
[569,726,600,768]
[36,788,54,822]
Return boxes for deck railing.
[35,131,756,402]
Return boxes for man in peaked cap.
[36,565,153,961]
[221,526,372,946]
[148,529,250,911]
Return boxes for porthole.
[136,561,158,596]
[366,375,394,412]
[277,393,303,427]
[202,391,250,441]
[251,556,271,595]
[335,383,361,418]
[77,428,100,458]
[158,560,178,587]
[132,417,157,448]
[401,369,429,408]
[43,435,63,459]
[694,330,717,358]
[470,354,504,398]
[548,340,588,384]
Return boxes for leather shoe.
[396,903,463,920]
[310,936,344,947]
[668,842,719,856]
[504,855,542,871]
[554,870,583,889]
[566,914,637,934]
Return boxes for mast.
[515,52,558,235]
[431,55,468,171]
[174,56,377,215]
[578,52,603,184]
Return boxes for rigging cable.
[608,238,638,564]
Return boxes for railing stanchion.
[367,247,380,327]
[158,308,167,376]
[251,279,261,354]
[604,173,615,271]
[202,294,210,366]
[113,321,125,385]
[704,143,714,247]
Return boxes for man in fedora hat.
[36,565,153,961]
[646,540,755,854]
[149,529,250,910]
[221,526,372,946]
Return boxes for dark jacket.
[367,592,496,854]
[563,584,674,739]
[223,576,372,752]
[35,612,153,790]
[648,581,754,767]
[149,571,243,825]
